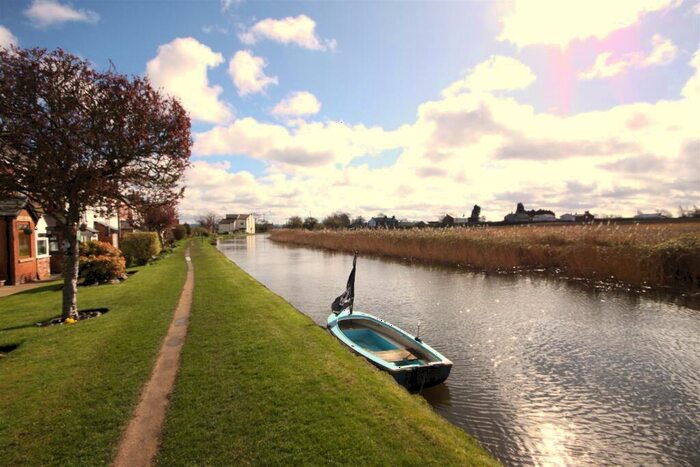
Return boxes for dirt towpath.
[114,248,194,467]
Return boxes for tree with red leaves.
[0,47,191,319]
[133,202,179,247]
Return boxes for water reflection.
[219,235,700,466]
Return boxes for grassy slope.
[157,242,496,466]
[0,246,186,466]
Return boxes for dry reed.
[270,222,700,290]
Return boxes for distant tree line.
[285,211,365,230]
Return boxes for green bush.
[121,232,162,266]
[79,241,127,285]
[173,225,187,241]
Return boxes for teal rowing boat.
[327,254,452,391]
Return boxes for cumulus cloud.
[0,26,18,48]
[228,50,278,96]
[599,154,667,173]
[181,50,700,223]
[194,117,404,169]
[272,91,321,116]
[442,55,536,96]
[239,15,336,51]
[146,37,233,124]
[25,0,99,28]
[498,0,674,48]
[496,138,639,160]
[579,34,678,80]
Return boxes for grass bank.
[0,246,186,465]
[157,242,496,466]
[270,223,700,290]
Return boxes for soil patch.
[35,308,109,327]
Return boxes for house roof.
[222,214,252,223]
[0,196,40,220]
[370,216,397,222]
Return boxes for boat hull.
[327,310,452,391]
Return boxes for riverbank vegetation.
[270,223,700,290]
[157,242,496,466]
[0,245,186,465]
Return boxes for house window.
[37,236,49,257]
[49,236,60,253]
[18,223,32,258]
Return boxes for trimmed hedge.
[121,232,161,266]
[79,241,127,285]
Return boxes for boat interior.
[338,317,439,367]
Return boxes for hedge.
[121,232,162,266]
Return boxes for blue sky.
[1,0,698,222]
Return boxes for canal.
[218,235,700,466]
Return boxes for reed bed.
[270,222,700,290]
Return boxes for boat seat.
[374,349,418,362]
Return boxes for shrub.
[121,232,162,266]
[173,225,187,241]
[79,241,127,285]
[191,226,210,237]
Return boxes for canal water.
[218,235,700,466]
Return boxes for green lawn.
[0,245,187,466]
[157,241,496,466]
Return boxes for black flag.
[332,253,357,314]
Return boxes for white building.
[218,214,255,234]
[559,213,575,222]
[532,214,557,222]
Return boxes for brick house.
[0,197,51,285]
[43,207,120,274]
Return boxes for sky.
[1,0,699,223]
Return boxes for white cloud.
[272,91,321,116]
[194,117,405,169]
[220,0,241,12]
[228,50,278,96]
[579,34,678,80]
[202,24,228,35]
[182,51,700,223]
[641,34,678,67]
[0,26,18,48]
[146,37,233,124]
[499,0,674,48]
[239,15,336,51]
[681,48,700,99]
[442,55,536,97]
[25,0,99,28]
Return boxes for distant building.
[634,212,669,220]
[559,213,575,222]
[532,213,557,222]
[368,216,399,229]
[575,211,595,222]
[219,214,255,234]
[504,203,556,223]
[442,214,470,227]
[504,211,531,223]
[398,220,427,229]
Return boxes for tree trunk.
[61,223,80,320]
